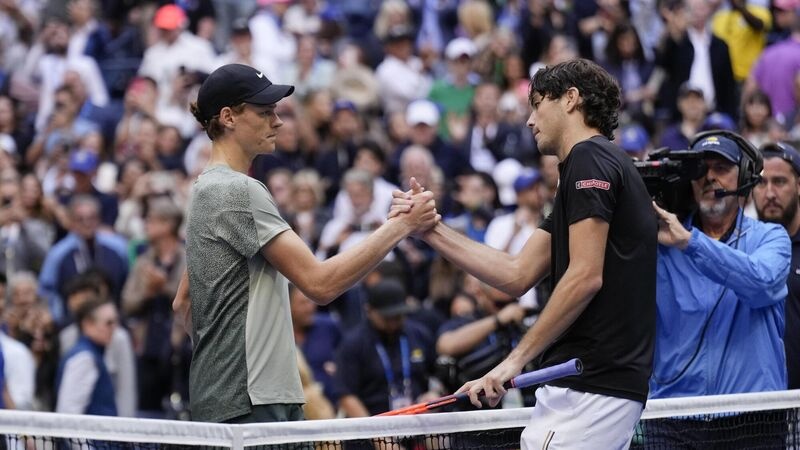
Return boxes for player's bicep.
[261,229,323,295]
[515,227,552,290]
[567,217,609,280]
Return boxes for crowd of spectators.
[0,0,797,420]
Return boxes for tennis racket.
[377,358,583,416]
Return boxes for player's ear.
[564,87,581,113]
[219,106,237,129]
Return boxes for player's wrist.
[387,214,414,237]
[419,220,443,243]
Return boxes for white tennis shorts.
[520,385,643,450]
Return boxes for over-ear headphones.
[690,129,763,198]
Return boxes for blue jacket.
[56,336,118,416]
[650,211,790,398]
[38,232,128,326]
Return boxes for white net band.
[0,390,797,448]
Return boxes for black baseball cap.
[196,64,294,123]
[760,141,800,176]
[367,279,415,317]
[231,18,251,35]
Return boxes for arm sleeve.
[56,352,98,414]
[539,213,553,234]
[215,179,291,258]
[684,222,790,308]
[248,179,291,249]
[560,142,622,225]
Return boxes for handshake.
[388,177,442,237]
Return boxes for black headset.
[690,129,763,198]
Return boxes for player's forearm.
[504,268,601,370]
[309,219,411,304]
[424,223,530,296]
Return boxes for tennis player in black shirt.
[392,59,657,449]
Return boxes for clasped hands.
[388,177,441,237]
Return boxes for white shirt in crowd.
[59,326,137,417]
[687,26,716,111]
[375,55,432,115]
[484,212,539,309]
[249,11,297,82]
[35,54,109,131]
[138,32,217,108]
[55,350,98,414]
[317,210,390,261]
[332,177,398,222]
[0,332,35,410]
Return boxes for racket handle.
[376,358,583,416]
[449,358,583,406]
[505,358,583,389]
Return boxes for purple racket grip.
[504,358,583,389]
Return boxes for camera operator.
[649,132,790,446]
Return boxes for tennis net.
[0,390,797,449]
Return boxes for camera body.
[634,130,763,220]
[634,147,706,219]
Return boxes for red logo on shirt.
[575,179,611,190]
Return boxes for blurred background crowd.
[0,0,798,420]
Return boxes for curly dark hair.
[529,59,621,140]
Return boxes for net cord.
[0,390,796,447]
[0,409,234,446]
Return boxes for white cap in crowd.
[405,99,441,127]
[493,158,523,206]
[445,37,477,60]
